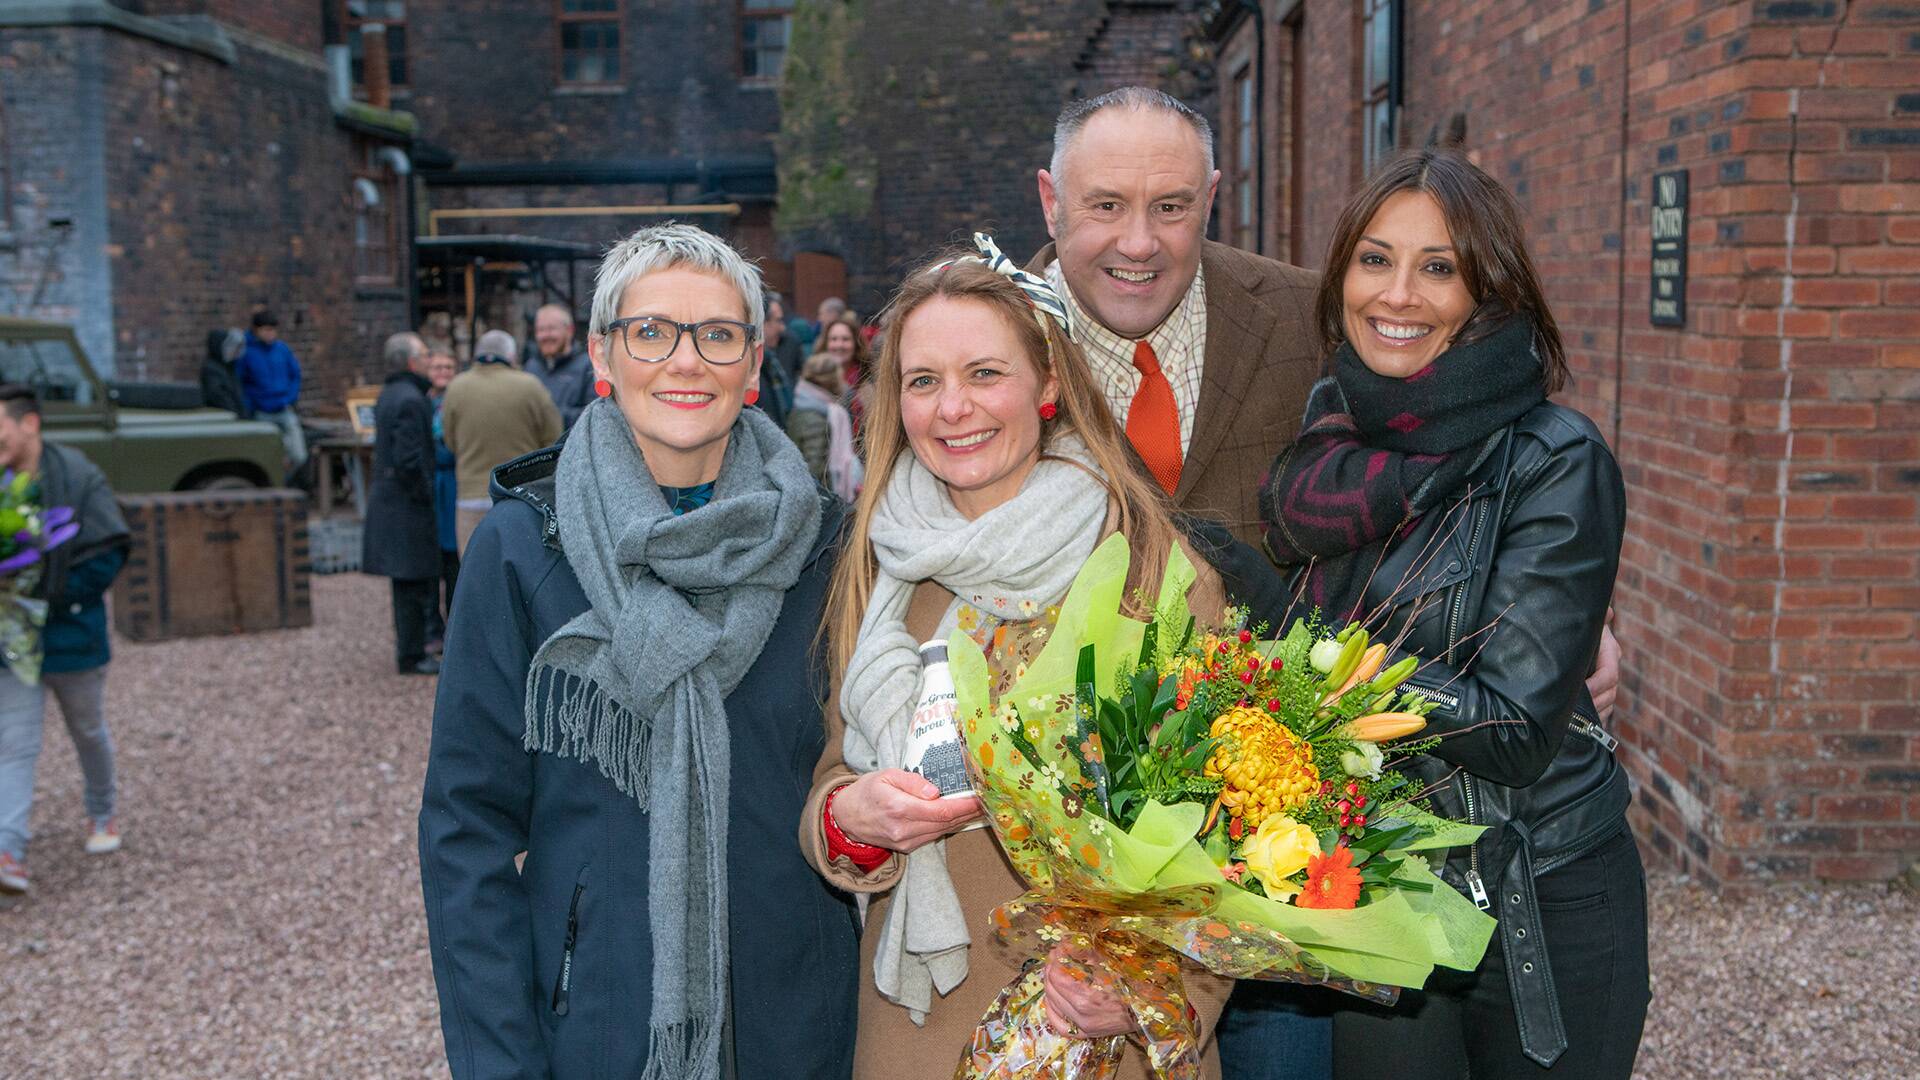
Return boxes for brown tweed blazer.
[1028,240,1322,547]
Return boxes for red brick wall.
[4,19,407,404]
[124,0,324,52]
[1295,2,1362,268]
[403,0,779,175]
[101,30,411,403]
[1221,0,1920,886]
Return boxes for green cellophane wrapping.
[948,535,1496,1076]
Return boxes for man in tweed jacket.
[1026,88,1319,546]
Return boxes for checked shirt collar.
[1046,260,1208,456]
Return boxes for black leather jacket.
[1328,402,1630,1067]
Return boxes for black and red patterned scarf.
[1259,316,1546,623]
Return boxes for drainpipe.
[1241,0,1265,251]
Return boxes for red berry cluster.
[1335,780,1369,831]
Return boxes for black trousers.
[425,548,460,643]
[391,577,439,668]
[1332,828,1650,1080]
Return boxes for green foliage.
[776,1,878,233]
[1072,640,1221,831]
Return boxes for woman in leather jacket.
[1259,148,1649,1079]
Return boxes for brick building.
[1212,0,1920,886]
[777,0,1214,316]
[386,0,790,341]
[0,0,415,403]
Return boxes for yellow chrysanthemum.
[1206,707,1320,829]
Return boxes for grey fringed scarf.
[523,398,822,1080]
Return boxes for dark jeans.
[391,577,439,669]
[1218,981,1332,1080]
[1332,828,1649,1080]
[425,548,460,643]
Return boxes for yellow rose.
[1240,815,1320,898]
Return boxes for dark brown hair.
[0,383,41,421]
[1315,147,1569,394]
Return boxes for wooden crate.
[111,489,313,642]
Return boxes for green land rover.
[0,317,285,491]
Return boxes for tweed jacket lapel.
[1178,242,1276,502]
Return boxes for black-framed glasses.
[603,316,759,365]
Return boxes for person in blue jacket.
[417,223,857,1079]
[237,310,306,470]
[0,384,131,894]
[424,350,460,653]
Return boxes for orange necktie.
[1127,340,1183,496]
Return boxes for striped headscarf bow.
[933,232,1076,342]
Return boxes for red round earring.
[1039,402,1059,421]
[593,378,613,398]
[745,388,761,406]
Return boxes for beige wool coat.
[440,362,564,502]
[802,569,1232,1080]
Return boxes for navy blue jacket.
[42,547,127,674]
[418,444,858,1080]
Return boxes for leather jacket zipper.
[552,867,590,1015]
[1402,681,1486,905]
[1445,499,1491,665]
[1406,684,1459,711]
[1462,775,1489,910]
[1439,494,1490,909]
[1570,715,1618,752]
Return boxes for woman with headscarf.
[419,223,858,1079]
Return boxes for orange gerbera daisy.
[1296,844,1363,910]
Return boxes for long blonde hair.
[825,254,1205,682]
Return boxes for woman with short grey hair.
[419,222,858,1079]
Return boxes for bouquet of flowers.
[0,469,80,685]
[947,534,1495,1079]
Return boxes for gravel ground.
[4,572,1916,1077]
